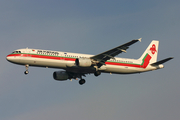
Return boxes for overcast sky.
[0,0,180,120]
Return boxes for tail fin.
[138,40,159,68]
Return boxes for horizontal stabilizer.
[151,57,174,66]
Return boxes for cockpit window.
[12,51,21,53]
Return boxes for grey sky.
[0,0,180,120]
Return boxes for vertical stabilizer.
[139,40,159,66]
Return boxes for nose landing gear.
[24,64,29,75]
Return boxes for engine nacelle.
[53,71,69,81]
[75,58,92,67]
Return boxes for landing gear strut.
[79,79,86,85]
[24,64,29,75]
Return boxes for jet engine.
[53,71,69,81]
[75,58,92,67]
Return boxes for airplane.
[6,38,173,85]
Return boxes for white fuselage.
[6,48,161,74]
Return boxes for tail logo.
[150,44,157,55]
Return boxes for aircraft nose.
[6,55,12,61]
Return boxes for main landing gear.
[79,79,86,85]
[24,64,29,75]
[78,71,101,85]
[94,71,101,76]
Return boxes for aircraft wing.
[90,38,141,67]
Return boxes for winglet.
[138,38,142,42]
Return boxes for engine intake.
[53,71,69,81]
[75,58,92,67]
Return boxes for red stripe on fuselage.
[7,54,24,57]
[105,62,141,68]
[7,54,76,61]
[31,54,60,60]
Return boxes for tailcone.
[158,64,164,69]
[151,64,164,69]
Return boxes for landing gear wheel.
[24,64,29,75]
[79,79,86,85]
[24,70,29,75]
[94,71,101,76]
